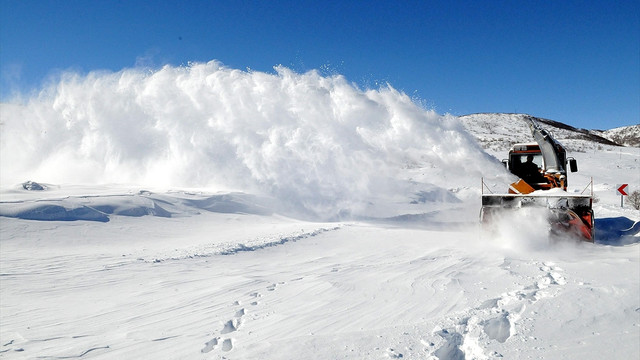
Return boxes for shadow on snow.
[595,217,640,246]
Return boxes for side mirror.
[568,158,578,172]
[502,159,509,168]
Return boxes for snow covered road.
[2,210,638,359]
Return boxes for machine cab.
[504,143,545,189]
[502,142,577,191]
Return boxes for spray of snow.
[487,207,553,251]
[0,60,505,217]
[484,206,591,253]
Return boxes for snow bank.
[0,186,272,222]
[0,61,505,218]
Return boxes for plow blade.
[481,193,594,242]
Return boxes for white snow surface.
[1,63,639,359]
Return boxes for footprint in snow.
[483,311,511,343]
[385,347,404,358]
[266,281,286,291]
[222,338,233,351]
[201,303,246,354]
[201,336,234,353]
[433,329,464,360]
[431,260,568,358]
[201,337,219,353]
[538,262,567,286]
[548,271,566,285]
[221,319,238,334]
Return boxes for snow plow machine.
[481,118,595,242]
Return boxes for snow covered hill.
[1,63,638,359]
[458,113,636,152]
[598,125,640,147]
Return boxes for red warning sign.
[617,184,629,196]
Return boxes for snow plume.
[486,207,554,251]
[485,207,588,252]
[0,61,501,218]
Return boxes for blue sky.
[1,0,638,129]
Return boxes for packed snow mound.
[0,61,506,218]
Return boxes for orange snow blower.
[480,117,594,242]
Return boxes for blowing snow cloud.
[1,61,501,217]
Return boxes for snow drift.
[0,61,504,218]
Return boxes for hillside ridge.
[459,113,638,151]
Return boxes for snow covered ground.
[1,62,638,359]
